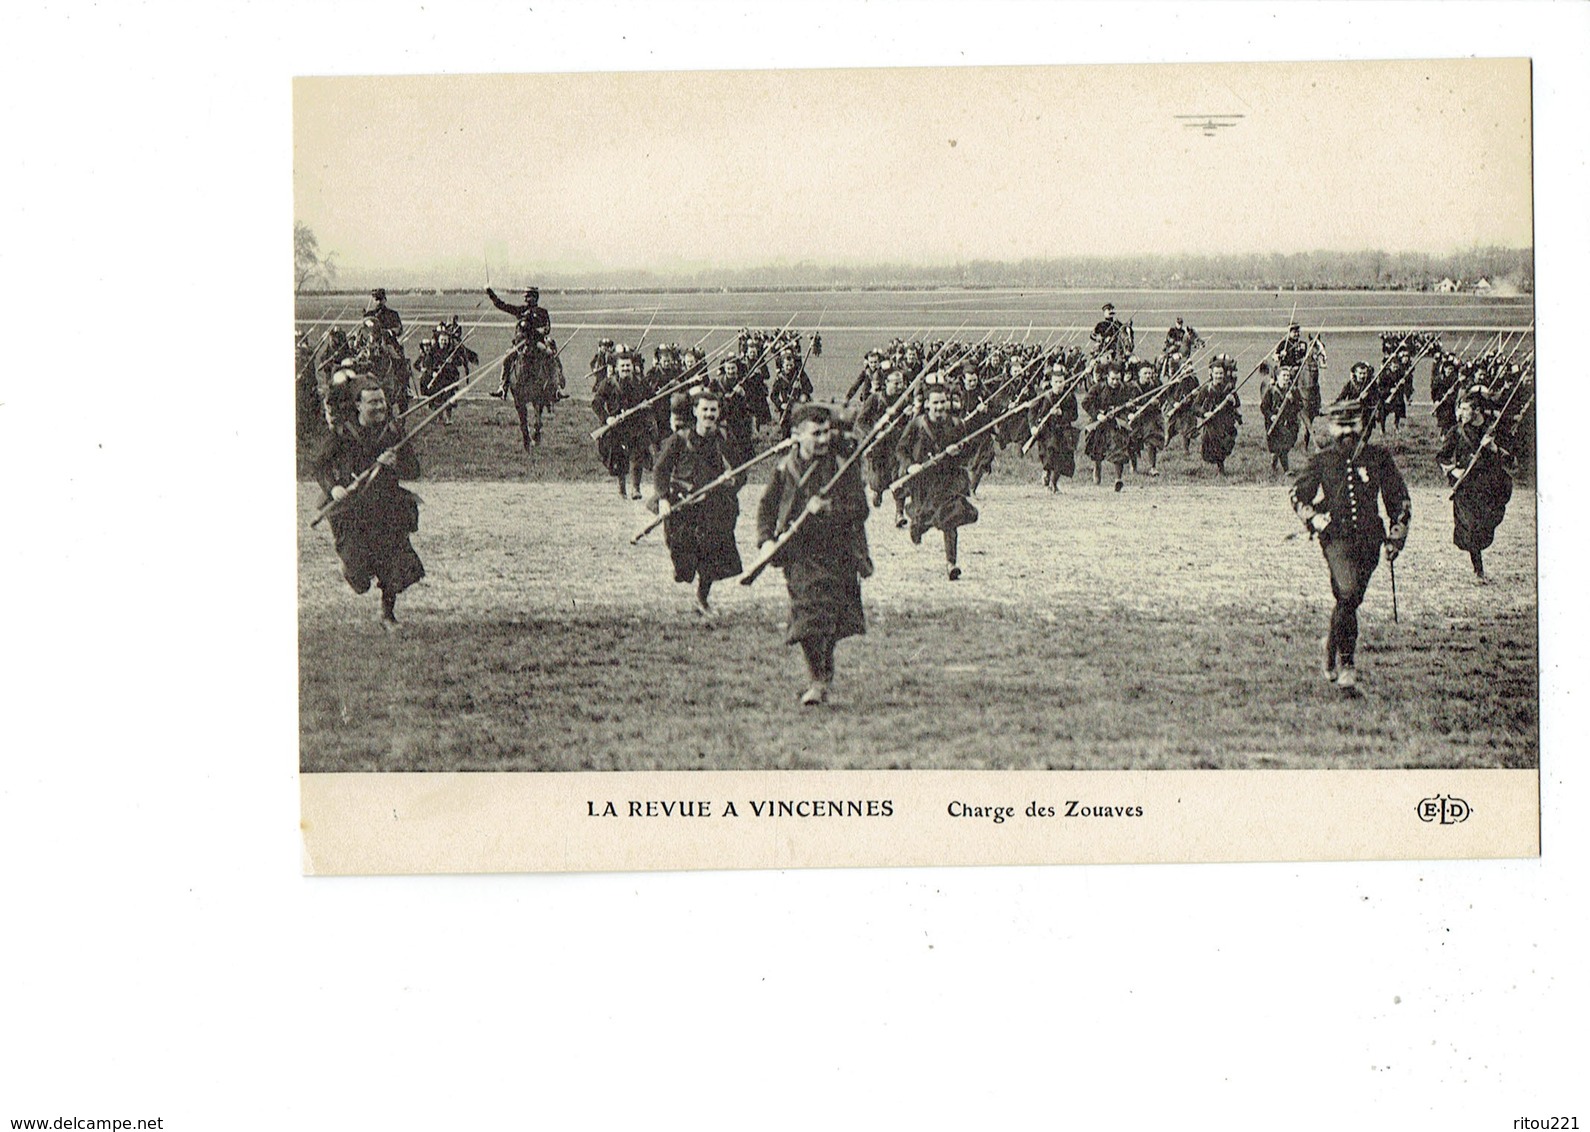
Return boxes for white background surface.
[1,3,1583,1128]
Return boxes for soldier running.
[755,404,873,707]
[1289,400,1411,691]
[1438,390,1515,583]
[898,386,979,580]
[650,388,745,616]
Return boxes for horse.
[507,339,564,449]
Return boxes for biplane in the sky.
[1175,113,1245,137]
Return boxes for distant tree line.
[318,246,1533,294]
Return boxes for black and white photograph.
[8,4,1587,1127]
[296,61,1536,775]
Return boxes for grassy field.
[298,480,1537,772]
[297,289,1536,772]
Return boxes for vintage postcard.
[295,60,1538,873]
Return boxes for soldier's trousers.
[1321,535,1383,665]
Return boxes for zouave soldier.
[1261,365,1305,473]
[1337,362,1379,434]
[1028,362,1080,491]
[1195,355,1242,476]
[1126,360,1166,478]
[589,338,618,391]
[1082,359,1133,490]
[1430,354,1463,437]
[899,386,979,580]
[1289,400,1411,691]
[1438,390,1515,583]
[858,365,904,509]
[650,388,745,616]
[957,362,999,493]
[769,347,815,438]
[755,404,873,707]
[716,356,759,468]
[1275,323,1324,438]
[594,348,657,500]
[311,380,424,631]
[845,350,885,404]
[1163,347,1202,455]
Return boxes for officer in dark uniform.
[1289,400,1411,691]
[486,285,553,397]
[363,288,403,337]
[1163,317,1202,355]
[1091,303,1131,360]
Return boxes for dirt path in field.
[298,479,1536,628]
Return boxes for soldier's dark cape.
[898,414,979,539]
[311,420,424,597]
[652,427,743,585]
[1439,423,1512,554]
[756,440,869,647]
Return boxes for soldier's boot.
[1470,548,1488,583]
[1321,635,1338,683]
[945,530,960,580]
[1216,461,1226,476]
[1093,461,1103,486]
[1113,463,1125,493]
[1280,452,1290,473]
[1336,664,1358,691]
[1146,449,1159,477]
[617,477,629,500]
[799,681,830,707]
[379,587,399,632]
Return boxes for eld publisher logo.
[1416,795,1472,824]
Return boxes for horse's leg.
[515,396,533,451]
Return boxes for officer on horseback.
[486,285,553,398]
[364,288,403,338]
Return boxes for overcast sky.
[295,58,1532,281]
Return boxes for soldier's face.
[694,398,721,433]
[926,392,950,421]
[886,374,903,396]
[795,418,832,458]
[356,389,389,427]
[1049,372,1065,393]
[616,358,635,380]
